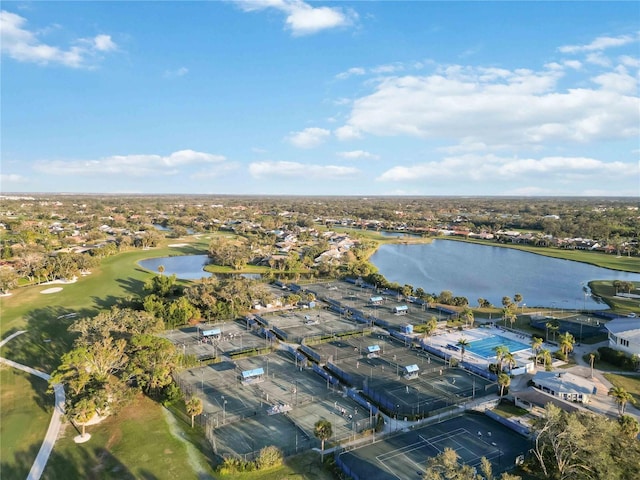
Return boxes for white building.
[604,318,640,356]
[531,371,596,404]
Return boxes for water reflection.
[370,240,640,309]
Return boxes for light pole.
[201,368,205,394]
[266,357,269,378]
[222,396,227,424]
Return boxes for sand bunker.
[41,287,63,294]
[168,243,189,247]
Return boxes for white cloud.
[585,52,611,67]
[0,173,27,185]
[233,0,357,36]
[559,33,638,53]
[377,154,637,183]
[563,60,582,70]
[619,55,640,68]
[334,125,362,140]
[337,150,379,160]
[371,63,405,74]
[335,67,365,80]
[163,66,189,78]
[34,149,226,176]
[336,63,639,147]
[249,161,359,178]
[93,34,117,52]
[0,10,117,68]
[592,66,638,94]
[286,127,330,148]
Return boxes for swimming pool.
[467,335,530,359]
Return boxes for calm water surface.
[139,255,211,280]
[370,240,640,309]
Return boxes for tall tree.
[513,293,523,309]
[461,307,474,327]
[68,397,96,439]
[186,396,203,428]
[531,337,543,368]
[493,345,510,372]
[314,419,332,462]
[497,373,510,397]
[558,332,575,357]
[457,337,470,363]
[608,386,633,416]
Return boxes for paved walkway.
[0,330,66,480]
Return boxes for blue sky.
[1,1,639,196]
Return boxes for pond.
[369,240,640,309]
[139,255,212,280]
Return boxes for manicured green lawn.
[492,402,529,418]
[588,280,640,314]
[43,394,216,480]
[445,237,640,273]
[0,367,53,479]
[0,239,212,370]
[603,373,640,407]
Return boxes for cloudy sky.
[1,1,639,196]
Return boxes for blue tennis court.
[467,335,529,358]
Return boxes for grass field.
[0,236,213,334]
[445,237,640,273]
[41,394,216,480]
[216,452,334,480]
[0,367,53,479]
[603,373,640,407]
[588,280,640,314]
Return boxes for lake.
[139,254,211,280]
[369,240,640,309]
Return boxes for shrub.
[554,351,567,361]
[598,346,636,370]
[256,445,283,470]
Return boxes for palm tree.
[314,419,333,462]
[498,373,511,398]
[423,316,438,341]
[502,306,517,329]
[493,345,510,372]
[461,307,474,328]
[539,348,552,370]
[546,322,559,343]
[514,293,523,310]
[589,353,596,378]
[531,337,543,369]
[503,351,516,373]
[558,332,575,357]
[186,396,203,428]
[158,265,165,275]
[608,386,634,416]
[457,337,470,363]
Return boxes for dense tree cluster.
[528,404,640,480]
[50,307,179,433]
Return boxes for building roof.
[202,327,221,336]
[513,388,582,413]
[241,367,264,379]
[605,318,640,343]
[405,364,419,373]
[367,345,381,353]
[532,371,595,396]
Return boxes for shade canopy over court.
[202,327,222,337]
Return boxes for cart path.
[0,330,66,480]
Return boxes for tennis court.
[338,413,529,480]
